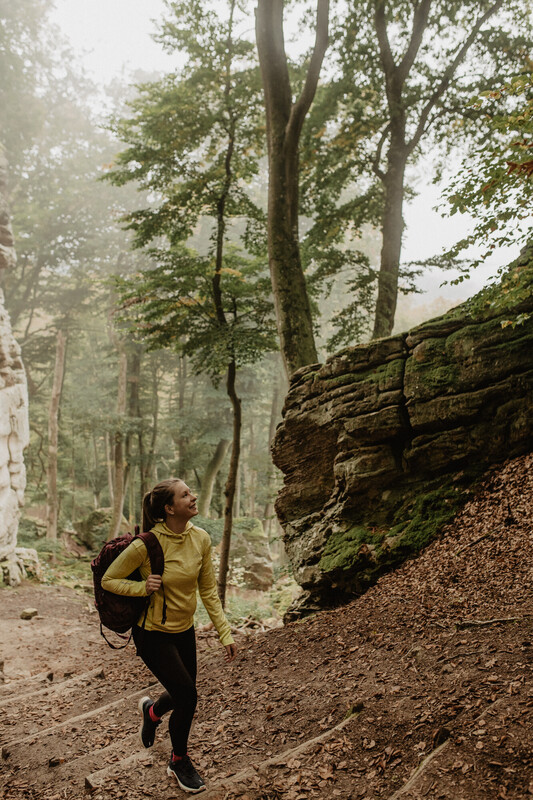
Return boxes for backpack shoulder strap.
[135,530,167,626]
[136,530,164,575]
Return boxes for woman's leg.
[133,626,197,755]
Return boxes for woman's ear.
[165,504,174,516]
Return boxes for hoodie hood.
[151,520,194,543]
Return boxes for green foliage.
[443,74,533,283]
[106,1,265,254]
[107,0,277,384]
[116,244,277,380]
[299,0,532,344]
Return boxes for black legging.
[133,625,197,756]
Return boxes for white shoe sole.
[166,765,206,793]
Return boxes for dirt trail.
[1,453,532,800]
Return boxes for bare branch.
[407,0,505,153]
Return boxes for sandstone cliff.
[0,148,32,585]
[272,249,533,618]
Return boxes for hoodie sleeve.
[197,535,234,646]
[101,539,149,597]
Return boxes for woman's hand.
[145,574,162,595]
[224,643,237,663]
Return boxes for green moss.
[319,525,385,573]
[319,358,404,391]
[390,482,467,554]
[316,476,474,594]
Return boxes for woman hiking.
[101,478,237,793]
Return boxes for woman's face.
[165,481,198,522]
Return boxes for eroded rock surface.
[272,250,533,617]
[0,149,31,586]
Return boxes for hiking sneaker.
[138,696,161,748]
[167,755,206,793]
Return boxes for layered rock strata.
[0,149,32,585]
[272,250,533,617]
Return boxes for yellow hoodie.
[101,521,233,646]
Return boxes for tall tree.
[108,0,277,605]
[255,0,329,377]
[45,328,67,540]
[301,0,531,342]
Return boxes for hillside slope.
[1,452,532,800]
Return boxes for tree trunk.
[370,0,504,339]
[233,460,241,518]
[92,434,101,508]
[46,329,67,541]
[256,0,328,378]
[105,431,114,506]
[198,438,230,517]
[263,360,286,532]
[141,358,159,499]
[372,145,407,339]
[176,354,187,477]
[108,348,127,541]
[217,361,241,609]
[246,421,256,517]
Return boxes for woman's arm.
[101,539,149,597]
[197,538,234,647]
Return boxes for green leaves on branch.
[443,73,533,276]
[106,0,277,381]
[116,245,277,381]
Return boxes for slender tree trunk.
[105,431,114,506]
[263,361,286,532]
[108,349,127,541]
[217,360,241,608]
[140,359,159,500]
[372,145,407,339]
[247,421,256,517]
[176,354,187,477]
[370,0,504,339]
[198,438,230,517]
[92,434,101,508]
[122,344,141,517]
[256,0,328,378]
[46,329,67,541]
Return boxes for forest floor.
[1,452,532,800]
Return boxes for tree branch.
[255,0,293,127]
[288,0,330,142]
[371,122,391,181]
[374,0,396,80]
[407,0,505,153]
[397,0,433,86]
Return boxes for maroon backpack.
[91,528,166,649]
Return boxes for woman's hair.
[142,478,182,532]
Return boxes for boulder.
[272,248,533,618]
[20,608,38,620]
[73,508,129,551]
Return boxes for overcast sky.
[50,0,517,305]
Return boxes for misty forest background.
[1,0,531,620]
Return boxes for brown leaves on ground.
[0,453,532,800]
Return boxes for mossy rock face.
[273,248,533,620]
[73,508,129,550]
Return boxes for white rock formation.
[0,148,34,586]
